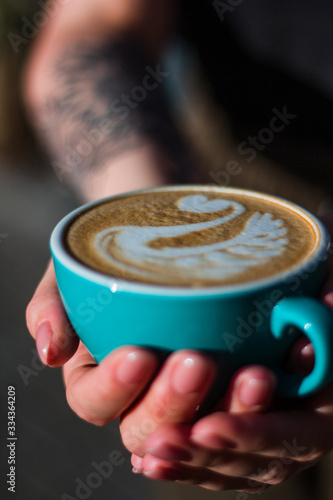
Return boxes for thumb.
[26,259,79,366]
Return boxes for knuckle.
[294,448,323,463]
[250,462,290,486]
[223,416,268,452]
[265,469,290,485]
[200,450,231,469]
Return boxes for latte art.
[66,187,316,287]
[94,194,288,283]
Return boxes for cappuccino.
[65,186,317,287]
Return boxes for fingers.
[122,363,276,460]
[139,454,265,493]
[190,410,328,462]
[136,374,333,491]
[223,366,276,413]
[63,343,159,425]
[121,361,276,458]
[131,367,279,484]
[27,260,161,423]
[137,404,328,491]
[120,350,216,456]
[285,336,315,374]
[26,260,79,366]
[131,454,144,473]
[142,424,300,486]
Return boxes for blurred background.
[1,1,332,499]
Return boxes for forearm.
[23,0,193,200]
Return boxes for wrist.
[79,144,175,203]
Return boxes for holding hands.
[26,240,333,493]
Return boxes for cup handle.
[270,297,333,397]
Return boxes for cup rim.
[50,184,330,297]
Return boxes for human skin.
[24,0,333,493]
[126,217,333,492]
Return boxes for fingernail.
[131,455,143,473]
[171,355,211,394]
[145,444,192,463]
[298,343,314,373]
[144,467,182,481]
[239,377,273,408]
[36,322,53,365]
[116,350,152,385]
[132,467,143,474]
[191,432,235,449]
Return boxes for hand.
[126,339,331,493]
[131,383,333,493]
[24,0,203,428]
[25,261,275,428]
[119,355,277,453]
[126,211,333,492]
[25,260,276,430]
[26,260,160,423]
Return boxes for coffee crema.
[65,187,317,287]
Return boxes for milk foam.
[93,195,288,282]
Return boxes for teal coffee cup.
[50,185,333,397]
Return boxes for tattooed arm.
[24,0,195,200]
[24,3,316,494]
[25,0,273,449]
[25,0,222,436]
[23,3,280,491]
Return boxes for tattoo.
[36,39,192,186]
